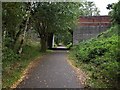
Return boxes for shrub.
[69,25,120,88]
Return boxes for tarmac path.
[17,50,82,88]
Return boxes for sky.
[87,0,119,15]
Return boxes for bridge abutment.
[73,16,111,45]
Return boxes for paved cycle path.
[17,50,82,88]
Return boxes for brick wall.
[73,16,111,45]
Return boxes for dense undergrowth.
[2,41,43,88]
[69,25,120,88]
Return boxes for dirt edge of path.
[67,57,88,88]
[10,55,44,88]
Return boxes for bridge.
[27,15,111,47]
[73,15,111,45]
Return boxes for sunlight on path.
[56,46,67,49]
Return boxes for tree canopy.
[2,1,101,52]
[79,1,100,16]
[111,1,120,24]
[107,1,120,24]
[31,2,81,51]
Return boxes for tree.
[111,1,120,24]
[107,1,120,24]
[17,2,33,54]
[106,4,113,10]
[2,3,26,50]
[80,1,100,16]
[54,31,72,46]
[32,2,81,52]
[2,2,32,53]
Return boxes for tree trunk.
[69,29,73,45]
[18,16,29,54]
[47,33,53,49]
[17,3,32,54]
[13,29,22,52]
[40,36,47,52]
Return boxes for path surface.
[17,50,82,88]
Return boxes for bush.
[2,47,20,68]
[69,25,120,88]
[2,43,42,88]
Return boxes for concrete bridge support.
[73,16,111,45]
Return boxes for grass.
[2,41,50,88]
[69,25,120,88]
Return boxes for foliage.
[67,43,72,49]
[2,2,43,88]
[69,25,120,88]
[2,2,81,87]
[2,2,102,88]
[54,31,72,46]
[2,42,42,88]
[107,1,120,24]
[2,2,101,52]
[2,2,27,50]
[80,1,100,16]
[111,1,120,24]
[31,2,81,51]
[54,1,100,47]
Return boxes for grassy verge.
[69,25,120,88]
[2,41,50,88]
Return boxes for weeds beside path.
[2,44,51,88]
[68,25,120,88]
[67,57,88,88]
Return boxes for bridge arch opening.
[47,31,73,50]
